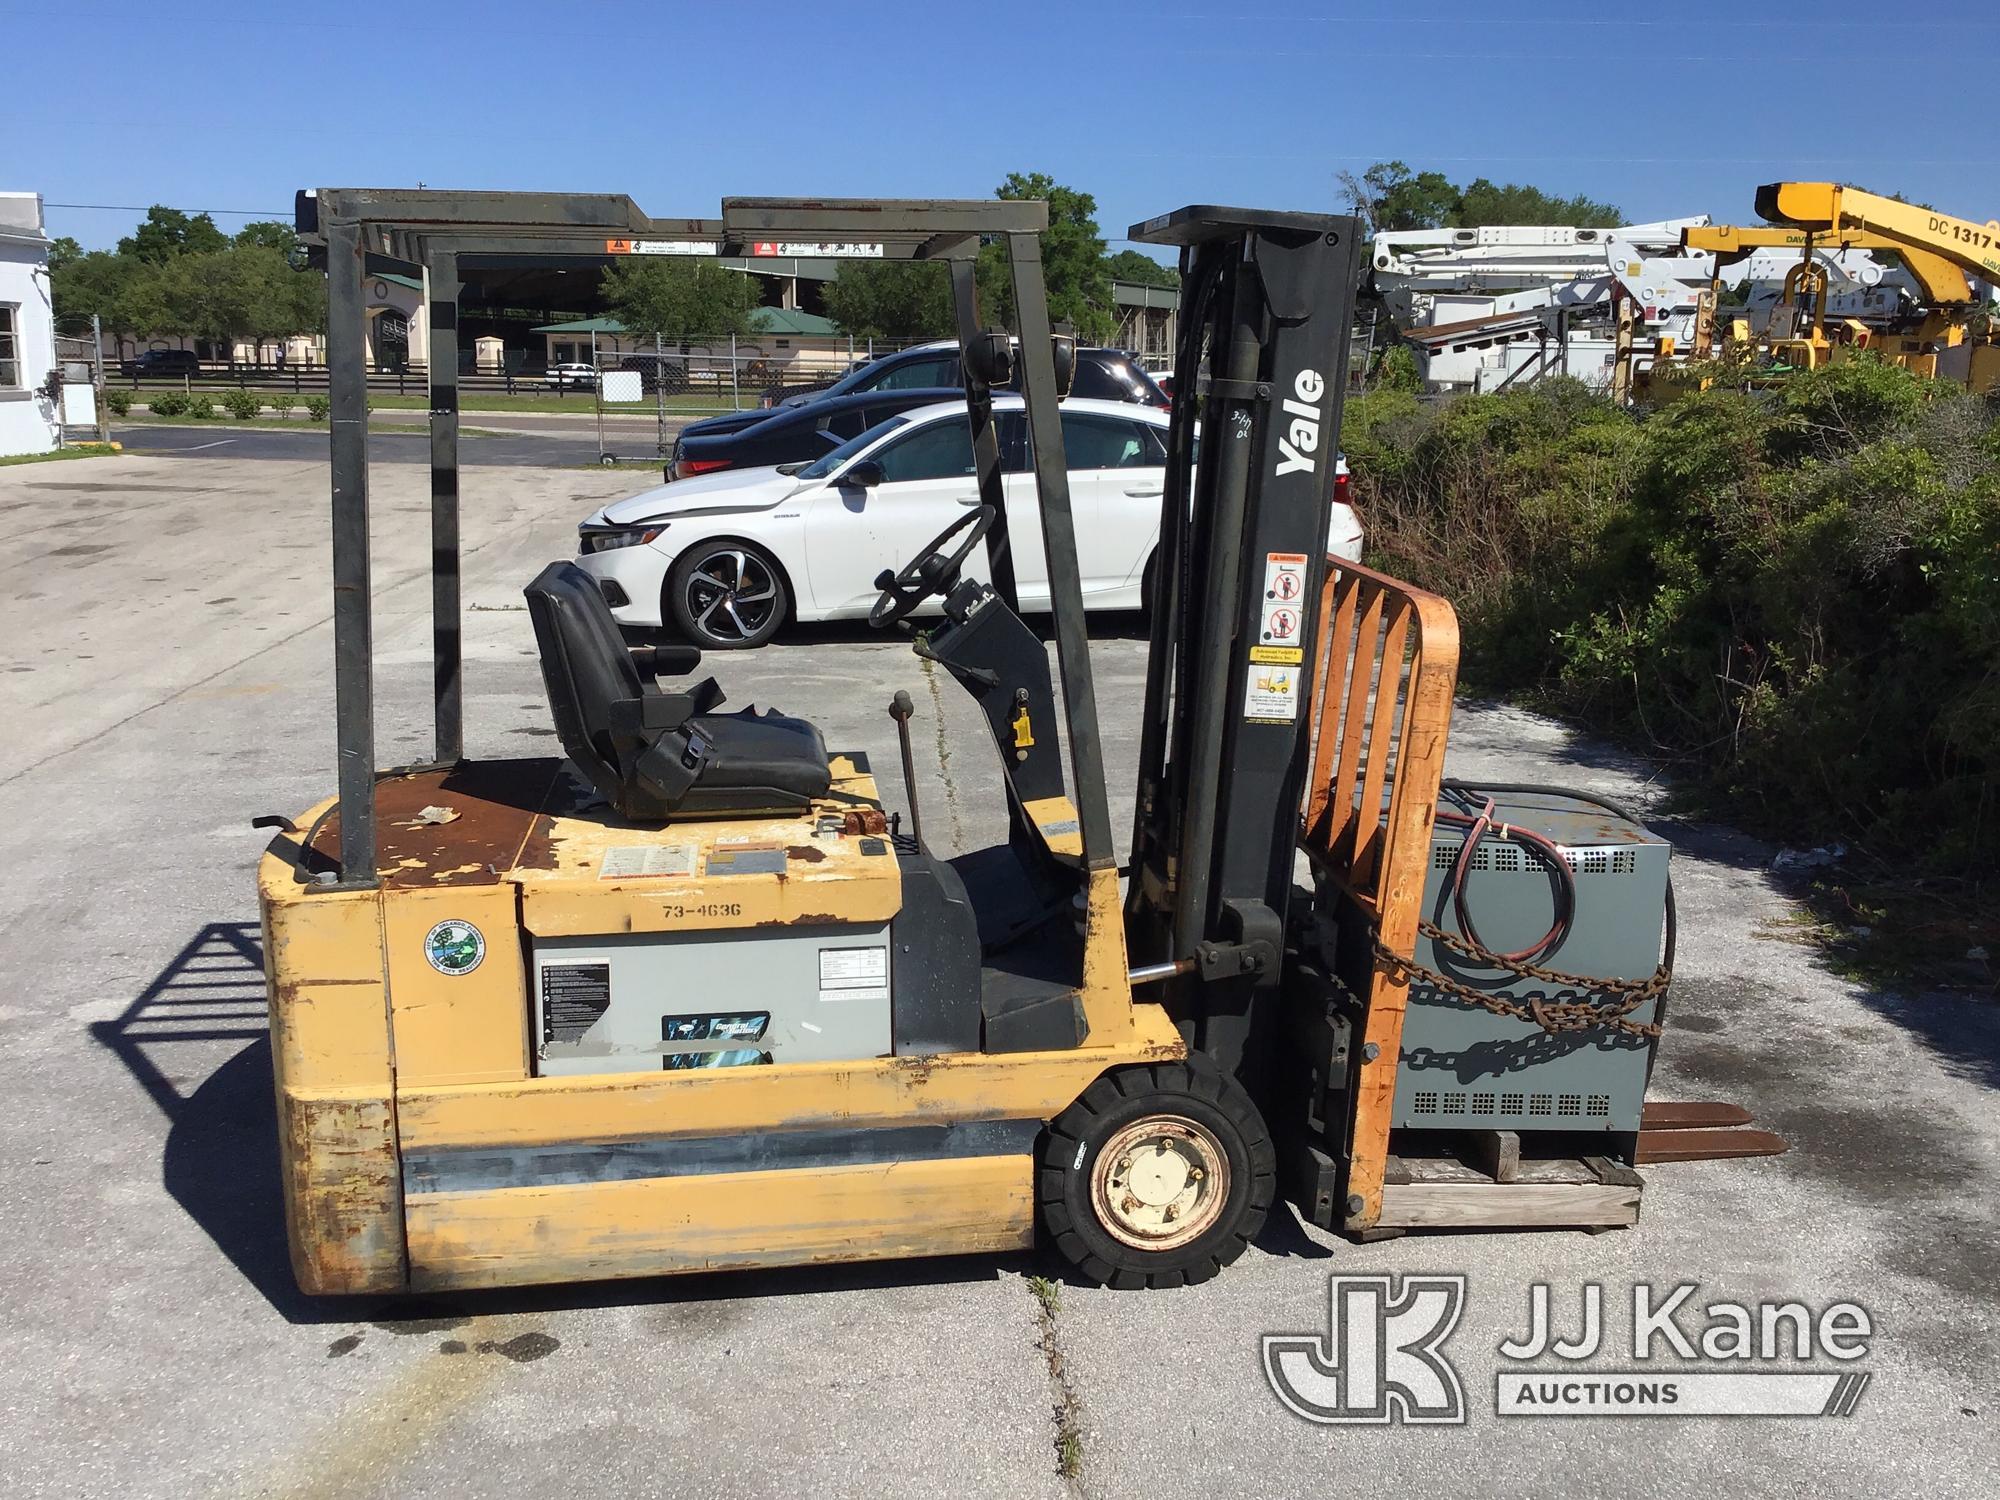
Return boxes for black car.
[666,388,964,480]
[120,348,203,378]
[756,341,1168,410]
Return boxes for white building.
[0,192,58,457]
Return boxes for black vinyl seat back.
[525,560,651,807]
[524,561,833,821]
[524,564,640,804]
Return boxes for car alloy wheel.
[676,545,784,647]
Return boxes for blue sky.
[19,1,2000,256]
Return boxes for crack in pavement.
[1027,1276,1088,1497]
[920,654,967,850]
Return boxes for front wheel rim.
[1089,1114,1229,1252]
[684,549,779,642]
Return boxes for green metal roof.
[530,307,839,337]
[747,307,839,335]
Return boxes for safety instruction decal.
[1243,664,1302,723]
[541,963,611,1043]
[599,844,700,879]
[819,946,890,1003]
[1259,552,1309,652]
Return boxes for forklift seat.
[524,562,831,820]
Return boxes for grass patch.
[364,392,748,415]
[1026,1274,1061,1316]
[1056,1428,1082,1481]
[117,414,513,438]
[115,389,753,417]
[0,443,120,467]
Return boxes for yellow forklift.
[262,190,1764,1297]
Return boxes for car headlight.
[579,522,668,554]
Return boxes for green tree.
[1454,178,1621,228]
[1342,160,1461,230]
[51,249,167,336]
[233,220,300,256]
[1341,161,1624,231]
[48,235,82,273]
[147,246,325,357]
[822,260,954,339]
[118,206,228,263]
[975,172,1117,343]
[1105,249,1177,289]
[601,259,759,342]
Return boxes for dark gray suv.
[756,341,1168,410]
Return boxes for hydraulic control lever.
[888,689,923,845]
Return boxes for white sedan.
[573,396,1364,649]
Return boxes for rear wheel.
[667,541,788,649]
[1039,1055,1274,1289]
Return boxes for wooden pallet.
[1376,1138,1643,1231]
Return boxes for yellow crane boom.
[1682,222,1977,308]
[1757,182,2000,288]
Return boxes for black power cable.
[1437,778,1677,977]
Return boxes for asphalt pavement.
[0,450,1993,1498]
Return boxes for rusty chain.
[1370,917,1670,1040]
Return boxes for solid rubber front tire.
[1039,1054,1275,1289]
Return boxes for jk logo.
[1263,1275,1468,1425]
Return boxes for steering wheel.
[869,505,995,628]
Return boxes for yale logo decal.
[1275,367,1326,477]
[424,919,486,976]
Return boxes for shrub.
[185,395,215,420]
[1371,344,1423,393]
[1354,361,1997,876]
[148,392,189,418]
[221,389,261,420]
[269,394,295,419]
[103,389,132,417]
[304,395,330,422]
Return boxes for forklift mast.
[1124,207,1365,1095]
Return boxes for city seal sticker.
[424,919,486,976]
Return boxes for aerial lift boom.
[1369,219,1723,393]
